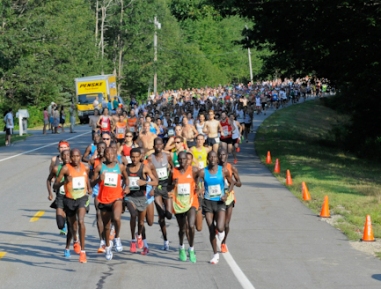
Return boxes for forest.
[0,0,262,114]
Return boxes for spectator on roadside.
[93,96,100,110]
[59,105,66,133]
[48,102,55,133]
[53,106,60,134]
[130,97,138,108]
[4,108,14,146]
[43,107,49,135]
[69,103,76,133]
[113,97,119,110]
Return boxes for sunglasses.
[103,138,110,140]
[126,135,133,137]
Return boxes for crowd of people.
[43,102,76,135]
[45,77,330,264]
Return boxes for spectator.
[113,97,119,110]
[43,107,49,134]
[59,105,66,133]
[53,106,60,134]
[4,108,14,146]
[69,103,76,133]
[48,102,55,133]
[93,96,100,109]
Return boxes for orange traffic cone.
[301,182,311,201]
[361,215,375,242]
[274,159,280,173]
[266,151,272,164]
[285,170,293,185]
[319,195,330,218]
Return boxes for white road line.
[0,131,90,163]
[222,251,256,289]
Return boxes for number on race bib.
[177,183,190,195]
[222,126,229,136]
[208,184,221,197]
[101,122,108,128]
[117,128,125,134]
[127,156,132,164]
[105,172,118,187]
[156,167,168,180]
[128,177,140,190]
[214,137,220,144]
[72,177,85,191]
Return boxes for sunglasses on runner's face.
[126,135,133,137]
[103,138,110,140]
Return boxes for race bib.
[198,162,205,169]
[214,137,220,144]
[168,128,174,135]
[222,126,229,136]
[208,184,221,197]
[59,186,65,195]
[72,177,85,191]
[117,127,125,134]
[128,176,140,190]
[130,127,135,132]
[101,122,108,128]
[177,183,190,195]
[105,172,118,187]
[156,167,168,180]
[126,156,132,164]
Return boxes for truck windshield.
[78,94,98,104]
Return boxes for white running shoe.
[162,241,169,251]
[114,237,123,252]
[210,253,219,265]
[105,245,113,260]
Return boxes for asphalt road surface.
[0,102,380,289]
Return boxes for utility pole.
[245,25,253,84]
[153,17,161,96]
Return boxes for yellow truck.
[75,74,117,123]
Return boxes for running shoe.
[179,248,187,262]
[73,241,81,254]
[114,237,123,252]
[236,147,240,153]
[137,235,143,249]
[105,246,113,260]
[130,241,137,253]
[221,243,228,253]
[189,249,196,263]
[97,240,106,253]
[210,254,219,265]
[59,223,67,235]
[217,231,225,242]
[233,159,238,164]
[109,224,115,241]
[162,241,170,251]
[141,247,149,255]
[79,251,87,263]
[64,249,71,258]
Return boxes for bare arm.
[82,145,92,163]
[46,167,57,200]
[53,165,68,191]
[231,165,242,187]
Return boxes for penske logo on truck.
[79,82,104,88]
[77,80,107,95]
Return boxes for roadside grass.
[0,134,30,147]
[255,99,381,241]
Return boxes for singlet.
[224,163,236,206]
[122,144,134,164]
[203,166,225,201]
[89,144,97,159]
[149,123,157,134]
[173,150,186,168]
[100,116,111,132]
[98,163,123,204]
[172,166,197,214]
[150,153,170,186]
[244,112,252,124]
[231,121,240,139]
[127,117,137,132]
[191,146,207,169]
[115,122,127,139]
[236,110,244,123]
[64,163,88,200]
[158,125,165,138]
[196,121,206,136]
[55,164,65,195]
[220,118,232,139]
[126,163,146,197]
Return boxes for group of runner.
[45,78,329,264]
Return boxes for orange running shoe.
[233,159,238,164]
[97,242,105,253]
[141,247,149,255]
[130,241,137,253]
[221,243,228,253]
[73,241,81,254]
[236,147,240,153]
[79,251,87,263]
[137,235,143,249]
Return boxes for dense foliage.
[207,0,381,159]
[0,0,263,117]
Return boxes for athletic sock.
[179,244,184,249]
[143,239,148,248]
[81,250,86,253]
[218,231,225,241]
[189,247,194,251]
[132,238,136,242]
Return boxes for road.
[0,102,380,289]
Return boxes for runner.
[182,117,198,148]
[147,137,174,251]
[82,133,101,164]
[171,136,188,168]
[218,149,242,253]
[219,111,234,158]
[137,122,156,155]
[49,140,70,172]
[54,149,91,263]
[121,132,137,165]
[198,151,234,264]
[114,113,128,148]
[164,125,188,151]
[97,108,113,133]
[91,147,129,260]
[229,113,243,163]
[168,151,200,263]
[125,148,158,255]
[89,109,101,141]
[203,110,223,152]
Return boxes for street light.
[154,17,161,96]
[245,25,253,84]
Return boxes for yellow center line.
[0,252,7,259]
[30,210,45,222]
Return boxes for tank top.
[64,163,88,200]
[172,166,196,214]
[231,121,240,139]
[56,164,65,195]
[127,117,137,132]
[204,166,225,201]
[149,123,156,134]
[224,163,236,205]
[220,118,232,139]
[191,147,207,169]
[100,116,111,132]
[98,163,123,204]
[196,121,205,136]
[122,144,134,164]
[150,153,170,186]
[173,150,186,168]
[236,110,244,123]
[126,163,146,197]
[89,144,97,159]
[115,122,127,139]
